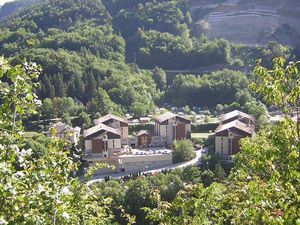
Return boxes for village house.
[94,114,129,145]
[137,130,152,147]
[47,121,81,145]
[155,112,191,145]
[220,110,255,125]
[83,123,122,159]
[215,111,255,155]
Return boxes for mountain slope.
[190,0,300,46]
[0,0,38,20]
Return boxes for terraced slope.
[190,0,300,46]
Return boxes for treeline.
[0,0,294,119]
[92,161,230,224]
[166,69,250,107]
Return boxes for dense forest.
[0,0,296,120]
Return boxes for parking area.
[132,148,172,156]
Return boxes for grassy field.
[24,132,40,138]
[191,132,214,139]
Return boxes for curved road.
[89,150,202,183]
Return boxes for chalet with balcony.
[83,124,122,160]
[94,114,129,145]
[155,112,191,145]
[215,111,255,155]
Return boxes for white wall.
[159,125,167,137]
[167,120,175,144]
[185,124,191,134]
[121,127,128,138]
[119,154,172,171]
[107,138,121,150]
[85,140,92,151]
[215,136,229,155]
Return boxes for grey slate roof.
[83,123,120,138]
[94,114,128,125]
[220,110,255,123]
[215,119,255,135]
[155,112,190,124]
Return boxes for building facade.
[215,111,255,156]
[84,124,122,159]
[47,121,81,145]
[155,112,191,145]
[94,114,129,145]
[137,130,152,147]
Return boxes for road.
[89,150,202,183]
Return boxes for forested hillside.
[0,0,297,119]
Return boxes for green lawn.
[191,132,214,139]
[24,132,40,138]
[207,116,219,123]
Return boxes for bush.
[172,140,196,163]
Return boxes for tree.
[215,104,223,114]
[85,72,97,101]
[53,73,66,97]
[41,98,54,118]
[78,111,91,128]
[183,105,190,114]
[87,87,120,115]
[61,112,72,125]
[182,165,202,183]
[214,162,226,182]
[0,57,115,224]
[172,140,195,163]
[124,178,157,224]
[229,101,240,110]
[152,67,167,91]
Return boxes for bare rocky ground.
[190,0,300,46]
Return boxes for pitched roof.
[50,121,72,134]
[215,120,255,135]
[83,123,120,138]
[220,110,255,123]
[137,130,151,136]
[155,112,190,124]
[94,114,128,125]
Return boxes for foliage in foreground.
[0,58,125,224]
[144,58,300,224]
